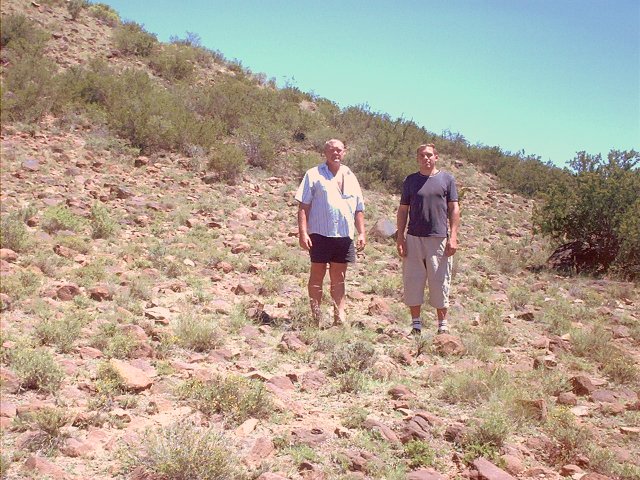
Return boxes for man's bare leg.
[328,262,348,325]
[308,262,327,325]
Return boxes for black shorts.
[309,234,356,264]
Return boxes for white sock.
[412,318,422,330]
[438,319,448,328]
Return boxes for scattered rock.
[109,359,153,392]
[432,334,465,355]
[472,457,516,480]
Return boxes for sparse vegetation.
[174,314,221,352]
[8,346,65,392]
[178,375,272,425]
[130,421,244,479]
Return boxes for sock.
[412,318,422,330]
[438,319,448,329]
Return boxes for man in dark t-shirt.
[396,144,460,335]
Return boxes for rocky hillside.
[0,1,638,480]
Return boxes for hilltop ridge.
[0,1,639,480]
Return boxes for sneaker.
[410,327,422,336]
[437,325,449,335]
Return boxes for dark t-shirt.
[400,171,458,237]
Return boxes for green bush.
[325,340,377,376]
[90,201,117,239]
[544,407,591,465]
[404,440,436,468]
[88,3,120,26]
[41,205,85,234]
[20,407,70,453]
[66,0,87,20]
[91,323,138,359]
[534,150,640,279]
[178,375,272,425]
[148,44,196,81]
[174,314,221,352]
[0,269,42,300]
[131,421,244,480]
[9,347,64,392]
[207,143,246,183]
[34,311,87,353]
[1,54,58,123]
[113,21,157,57]
[0,14,49,56]
[0,214,30,251]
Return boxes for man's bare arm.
[298,203,312,250]
[396,204,409,257]
[445,201,460,256]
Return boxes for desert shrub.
[477,304,510,347]
[404,440,436,468]
[440,367,510,405]
[88,3,120,26]
[0,14,49,56]
[174,314,221,352]
[9,347,64,392]
[131,420,244,480]
[206,143,246,183]
[178,375,271,425]
[19,406,70,453]
[34,310,88,353]
[336,369,368,393]
[534,150,640,279]
[0,269,42,300]
[325,340,376,376]
[41,205,85,234]
[461,407,511,464]
[0,213,30,251]
[148,44,196,81]
[341,406,369,429]
[0,454,9,478]
[112,21,157,57]
[1,54,58,123]
[544,407,591,464]
[90,201,117,239]
[66,0,87,20]
[91,323,138,359]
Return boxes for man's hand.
[396,237,407,257]
[445,237,458,256]
[356,233,366,251]
[299,233,312,251]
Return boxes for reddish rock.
[611,325,631,338]
[245,436,275,467]
[278,332,307,352]
[500,454,524,475]
[290,427,329,446]
[363,418,400,444]
[79,346,103,359]
[300,370,327,392]
[268,375,295,390]
[22,456,68,479]
[560,464,583,476]
[368,297,390,315]
[344,449,379,472]
[231,242,251,254]
[590,389,617,403]
[472,457,516,480]
[88,285,112,301]
[60,437,96,458]
[257,473,289,480]
[56,283,81,301]
[432,334,465,355]
[444,423,466,443]
[0,249,18,262]
[557,392,578,406]
[233,281,256,295]
[389,384,416,400]
[0,401,17,418]
[109,359,153,392]
[518,398,547,420]
[582,474,614,480]
[407,468,447,480]
[571,375,596,396]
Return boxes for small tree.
[533,149,640,279]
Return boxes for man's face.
[324,141,346,164]
[417,146,438,169]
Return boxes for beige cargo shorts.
[402,235,452,309]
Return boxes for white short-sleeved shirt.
[295,163,365,238]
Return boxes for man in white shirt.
[295,139,366,326]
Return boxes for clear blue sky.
[101,0,639,167]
